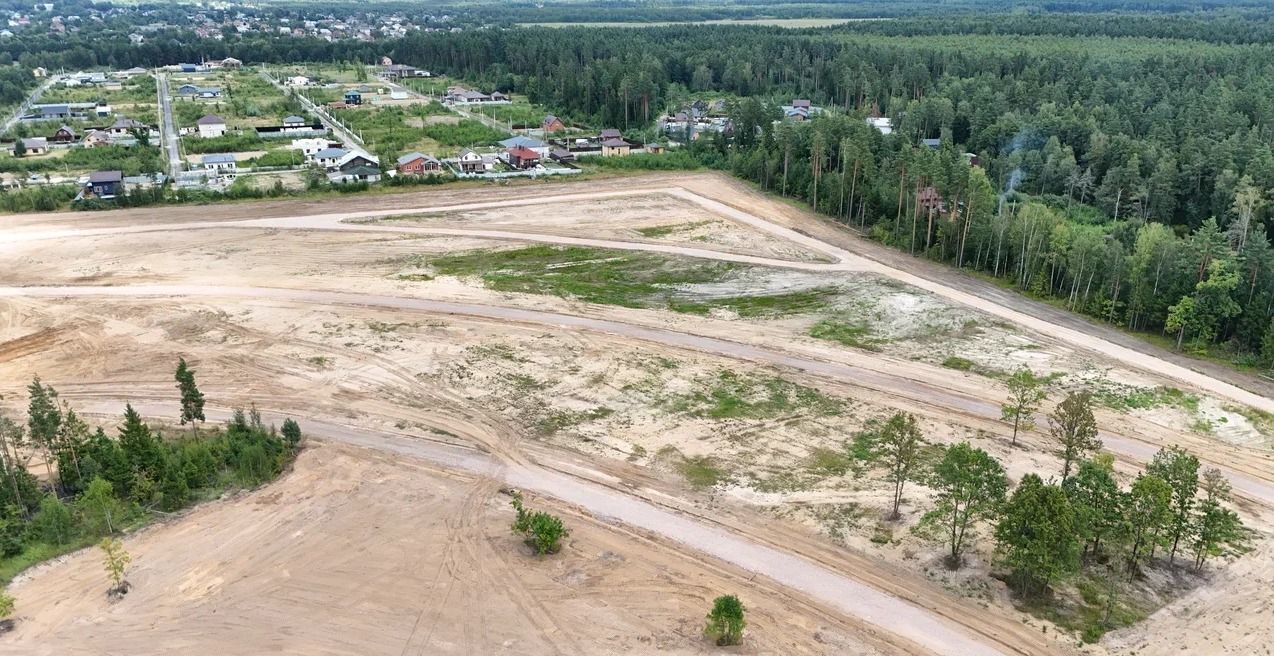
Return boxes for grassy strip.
[664,370,843,420]
[808,319,885,351]
[670,287,838,318]
[431,245,734,308]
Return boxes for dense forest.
[374,24,1274,364]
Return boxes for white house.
[311,147,349,168]
[196,114,227,139]
[457,148,485,174]
[202,153,237,175]
[285,75,311,87]
[868,117,893,135]
[290,138,337,157]
[498,136,550,158]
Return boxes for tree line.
[871,377,1248,639]
[0,360,301,618]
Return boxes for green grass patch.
[670,287,838,318]
[942,356,975,371]
[1016,573,1148,644]
[677,455,728,489]
[536,406,614,435]
[809,319,885,351]
[635,220,714,238]
[1093,383,1199,413]
[431,245,734,308]
[665,370,843,420]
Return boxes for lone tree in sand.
[510,491,569,555]
[1049,391,1100,482]
[705,594,746,646]
[174,358,206,426]
[100,537,131,598]
[877,411,924,520]
[1000,367,1045,446]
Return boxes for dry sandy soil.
[6,442,884,656]
[0,172,1272,655]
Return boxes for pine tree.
[175,358,206,426]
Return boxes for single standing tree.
[1001,367,1046,446]
[1063,459,1122,557]
[1049,391,1100,482]
[26,376,62,486]
[877,412,925,519]
[919,442,1008,568]
[100,537,131,597]
[1146,447,1199,563]
[995,474,1081,596]
[175,358,206,426]
[705,594,746,647]
[77,477,127,536]
[281,418,302,450]
[1123,473,1172,576]
[1191,498,1246,571]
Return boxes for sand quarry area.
[1,172,1273,655]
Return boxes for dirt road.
[3,184,1268,416]
[3,172,1270,655]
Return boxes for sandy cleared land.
[7,442,881,656]
[1,172,1272,655]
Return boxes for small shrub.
[942,356,975,371]
[705,594,746,646]
[510,491,569,555]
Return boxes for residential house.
[285,75,311,87]
[311,147,349,168]
[491,92,509,102]
[113,66,148,79]
[94,102,112,118]
[457,148,485,174]
[792,99,811,110]
[542,114,565,133]
[128,32,144,45]
[109,117,150,137]
[201,153,238,177]
[917,186,946,214]
[396,152,442,175]
[32,66,47,78]
[196,114,227,138]
[83,170,123,199]
[382,64,428,79]
[921,138,942,150]
[50,125,76,143]
[599,128,622,141]
[643,143,665,155]
[499,136,549,157]
[506,146,540,170]
[329,164,381,184]
[81,130,111,148]
[867,116,893,135]
[601,138,631,157]
[343,91,363,105]
[290,138,340,158]
[335,151,379,171]
[549,147,575,163]
[36,104,69,120]
[219,57,243,69]
[17,137,48,155]
[281,115,310,133]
